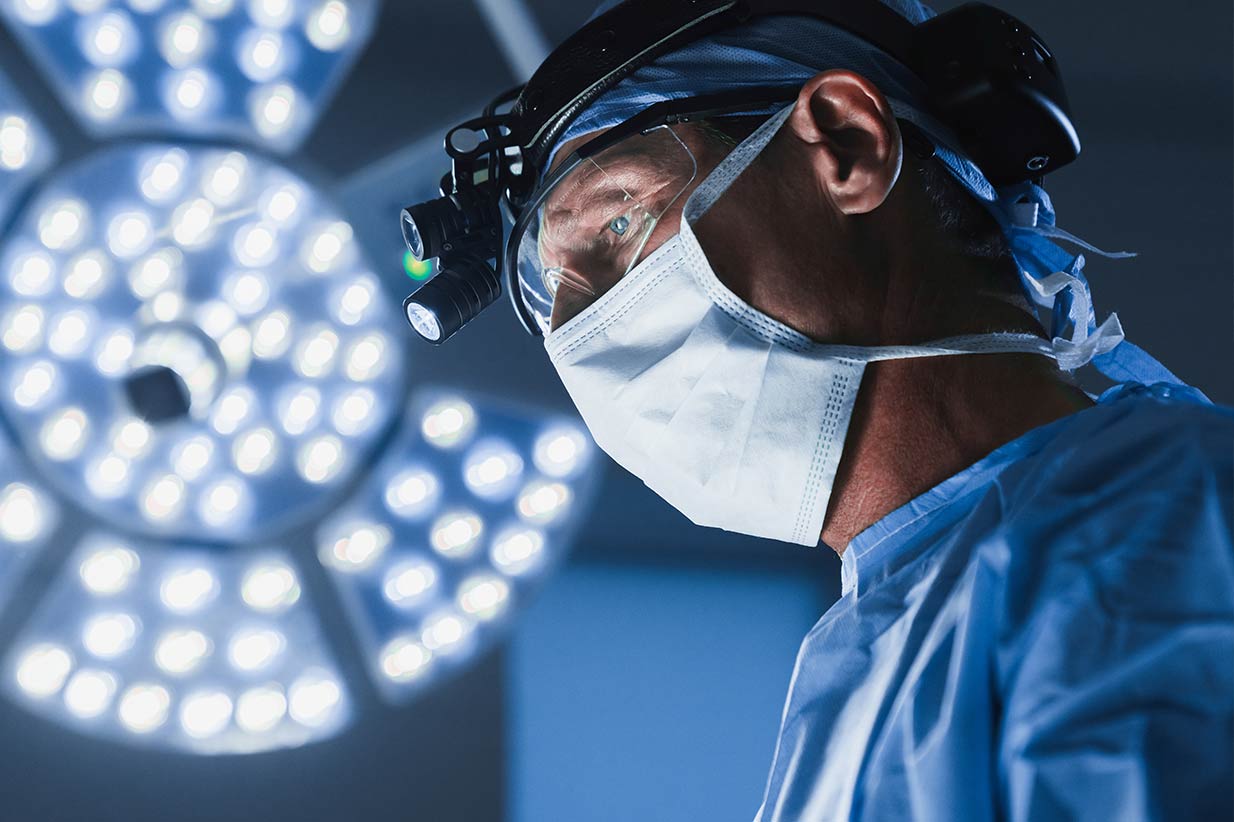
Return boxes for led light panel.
[0,0,377,152]
[0,71,56,231]
[0,142,406,541]
[0,4,607,755]
[318,389,598,703]
[5,531,349,752]
[0,434,60,609]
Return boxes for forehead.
[546,128,611,178]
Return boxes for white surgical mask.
[544,105,1058,546]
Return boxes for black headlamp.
[399,0,1079,344]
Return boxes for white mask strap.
[820,332,1057,363]
[683,104,796,224]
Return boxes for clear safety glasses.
[512,125,699,334]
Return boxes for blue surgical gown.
[753,381,1234,821]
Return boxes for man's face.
[529,75,913,351]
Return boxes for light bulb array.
[0,434,60,608]
[319,390,597,702]
[0,71,56,234]
[0,142,405,541]
[0,0,377,152]
[0,8,606,755]
[6,531,348,753]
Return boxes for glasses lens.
[515,126,698,333]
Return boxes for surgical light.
[249,82,300,139]
[226,627,286,671]
[79,543,141,594]
[180,690,233,738]
[117,683,171,733]
[0,143,405,541]
[0,0,378,152]
[80,10,139,66]
[0,3,604,757]
[382,561,437,607]
[304,0,350,51]
[0,116,32,170]
[0,480,56,549]
[248,0,294,28]
[319,390,597,703]
[193,0,235,18]
[237,28,286,82]
[38,198,88,250]
[11,0,59,26]
[7,534,349,752]
[9,251,54,296]
[64,249,110,298]
[154,629,211,675]
[198,475,241,524]
[15,644,74,697]
[379,636,431,683]
[159,11,210,68]
[0,362,598,752]
[296,434,344,483]
[84,68,134,122]
[235,685,285,733]
[64,669,118,718]
[286,669,342,728]
[532,427,589,478]
[420,610,472,655]
[241,562,300,611]
[12,360,57,410]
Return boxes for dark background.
[0,0,1229,820]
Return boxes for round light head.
[403,299,441,343]
[0,144,405,540]
[400,258,501,346]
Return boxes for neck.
[817,162,1097,552]
[822,352,1092,553]
[695,139,1095,551]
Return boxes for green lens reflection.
[404,251,434,281]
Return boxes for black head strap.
[512,0,917,174]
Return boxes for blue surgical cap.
[542,0,1194,389]
[551,0,998,205]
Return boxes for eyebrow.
[541,170,633,249]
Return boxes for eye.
[608,215,630,236]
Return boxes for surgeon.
[402,0,1234,817]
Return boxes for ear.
[785,70,903,215]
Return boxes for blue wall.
[510,561,833,822]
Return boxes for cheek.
[689,172,848,343]
[636,207,683,266]
[549,286,595,331]
[692,197,766,301]
[626,158,715,269]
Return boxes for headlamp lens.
[404,301,442,342]
[400,209,425,261]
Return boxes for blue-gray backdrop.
[0,0,1229,820]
